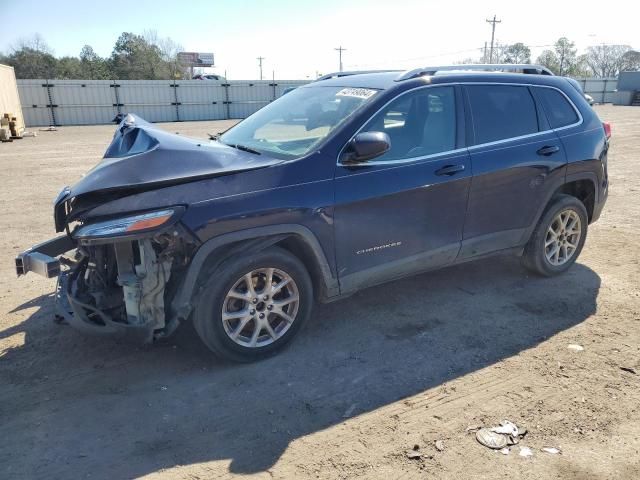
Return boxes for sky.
[0,0,638,79]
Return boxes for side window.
[467,85,539,144]
[360,86,456,161]
[535,87,579,128]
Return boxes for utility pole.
[257,56,265,80]
[334,46,346,72]
[485,15,501,63]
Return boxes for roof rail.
[395,64,554,82]
[315,69,401,81]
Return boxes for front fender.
[169,224,338,323]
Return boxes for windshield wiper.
[222,142,262,155]
[208,125,234,140]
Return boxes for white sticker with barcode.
[336,88,377,99]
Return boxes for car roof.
[307,70,572,92]
[305,71,400,89]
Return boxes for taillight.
[603,122,612,139]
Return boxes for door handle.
[536,145,560,156]
[435,164,465,176]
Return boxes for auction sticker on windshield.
[336,88,377,99]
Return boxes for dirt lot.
[1,106,638,479]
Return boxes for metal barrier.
[17,76,620,127]
[576,77,618,104]
[17,79,309,126]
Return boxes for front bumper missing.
[57,269,156,343]
[17,234,170,344]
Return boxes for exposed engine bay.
[57,230,195,343]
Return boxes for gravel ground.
[1,106,638,479]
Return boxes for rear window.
[535,87,579,129]
[467,85,539,144]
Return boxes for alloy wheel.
[544,209,582,266]
[221,268,300,347]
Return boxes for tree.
[621,50,640,72]
[503,43,531,64]
[585,44,638,77]
[571,54,592,77]
[3,34,57,78]
[486,43,508,63]
[2,31,190,80]
[56,56,83,78]
[554,37,577,75]
[110,32,167,79]
[143,30,186,79]
[79,45,111,79]
[13,33,51,55]
[536,37,590,76]
[5,47,57,78]
[536,49,560,74]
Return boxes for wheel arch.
[520,173,597,248]
[557,175,597,222]
[170,224,338,322]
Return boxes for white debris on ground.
[475,420,551,460]
[519,446,534,458]
[475,420,564,460]
[490,420,519,437]
[541,447,562,455]
[476,428,508,449]
[567,344,585,352]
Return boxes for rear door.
[460,84,568,259]
[333,86,471,293]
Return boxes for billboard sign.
[178,52,215,67]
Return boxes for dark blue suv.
[16,65,610,362]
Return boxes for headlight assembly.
[73,207,184,240]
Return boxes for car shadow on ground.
[0,256,601,479]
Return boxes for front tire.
[522,194,589,277]
[193,247,313,362]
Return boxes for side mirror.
[342,131,391,164]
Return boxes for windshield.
[219,86,378,159]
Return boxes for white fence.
[16,79,309,127]
[574,77,618,103]
[16,76,621,127]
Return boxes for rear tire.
[522,194,588,277]
[193,247,313,362]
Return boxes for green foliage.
[4,47,58,78]
[536,50,560,74]
[56,56,83,79]
[503,43,531,64]
[79,45,111,79]
[1,33,186,80]
[110,32,168,79]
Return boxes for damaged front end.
[19,207,197,343]
[16,113,280,343]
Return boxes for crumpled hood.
[67,114,282,199]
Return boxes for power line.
[342,41,611,71]
[334,46,346,72]
[257,56,265,80]
[344,46,487,69]
[486,15,502,63]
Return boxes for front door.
[333,86,471,294]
